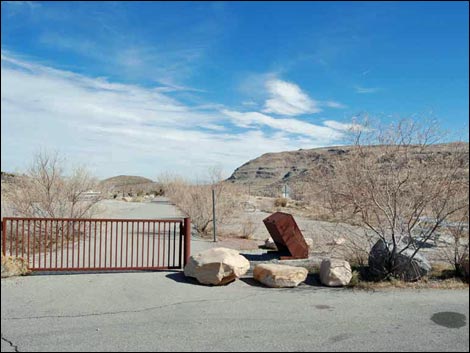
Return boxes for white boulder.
[319,258,352,287]
[184,247,250,285]
[253,263,308,288]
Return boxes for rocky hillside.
[227,143,469,196]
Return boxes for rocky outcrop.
[319,258,352,287]
[184,247,250,285]
[253,264,308,288]
[368,239,432,281]
[1,256,31,278]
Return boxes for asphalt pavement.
[1,271,469,352]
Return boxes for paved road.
[2,200,469,351]
[1,272,469,352]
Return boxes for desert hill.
[100,175,162,196]
[227,142,469,197]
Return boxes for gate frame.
[1,217,191,272]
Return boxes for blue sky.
[1,1,468,179]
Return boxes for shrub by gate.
[1,217,191,272]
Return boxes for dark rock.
[368,239,432,281]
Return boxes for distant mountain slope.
[227,142,469,196]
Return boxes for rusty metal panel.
[263,212,309,259]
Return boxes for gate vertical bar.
[173,222,176,267]
[21,220,25,258]
[15,219,19,257]
[152,221,156,267]
[32,220,36,270]
[146,221,150,267]
[163,222,166,268]
[109,221,113,268]
[2,219,7,256]
[183,218,191,267]
[104,221,108,269]
[55,220,58,268]
[157,222,161,267]
[50,220,53,268]
[179,222,183,269]
[27,220,31,268]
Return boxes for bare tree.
[158,170,245,236]
[3,151,103,219]
[322,119,469,279]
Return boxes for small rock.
[253,263,308,288]
[1,256,31,278]
[184,247,250,285]
[327,238,346,246]
[264,238,277,250]
[319,258,352,287]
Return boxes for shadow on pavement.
[240,252,280,261]
[239,273,325,289]
[30,269,181,276]
[165,272,202,285]
[239,277,266,288]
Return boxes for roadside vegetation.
[158,168,249,236]
[2,151,103,219]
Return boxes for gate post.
[183,217,191,268]
[1,220,6,256]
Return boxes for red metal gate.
[1,217,191,272]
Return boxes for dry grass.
[347,263,469,290]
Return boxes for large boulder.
[1,256,31,278]
[253,264,308,288]
[184,247,250,285]
[319,258,352,287]
[368,239,432,281]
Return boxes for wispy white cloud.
[322,101,347,109]
[1,53,353,179]
[222,110,344,142]
[323,120,364,132]
[263,79,321,116]
[354,85,380,94]
[242,100,258,107]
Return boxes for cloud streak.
[354,85,380,94]
[1,53,352,179]
[263,79,321,116]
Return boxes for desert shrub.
[320,118,469,280]
[3,151,102,219]
[239,218,257,239]
[438,209,469,277]
[274,197,288,207]
[158,170,246,236]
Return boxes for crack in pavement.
[1,293,266,322]
[1,335,20,352]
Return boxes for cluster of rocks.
[184,247,353,287]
